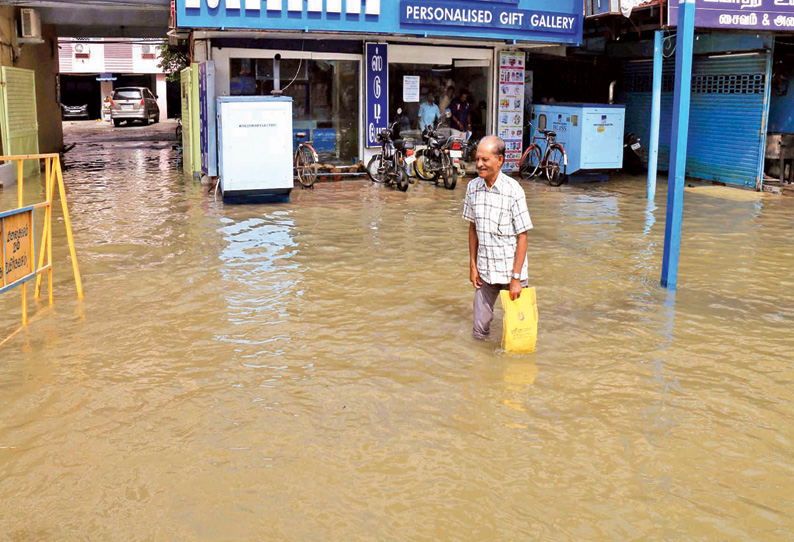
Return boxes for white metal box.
[217,96,293,202]
[531,103,625,175]
[586,0,619,17]
[19,8,42,40]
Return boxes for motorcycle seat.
[295,132,307,139]
[394,139,414,152]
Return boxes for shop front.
[175,0,584,173]
[387,45,493,147]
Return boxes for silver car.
[110,87,160,126]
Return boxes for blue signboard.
[366,43,388,149]
[176,0,584,45]
[670,0,794,31]
[400,2,580,36]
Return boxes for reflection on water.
[1,141,793,540]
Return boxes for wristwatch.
[511,272,521,281]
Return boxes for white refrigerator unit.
[530,103,625,178]
[217,96,293,202]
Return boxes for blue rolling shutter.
[619,52,770,188]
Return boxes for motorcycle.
[366,109,414,192]
[623,132,644,175]
[413,122,461,190]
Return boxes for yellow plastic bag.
[500,287,538,353]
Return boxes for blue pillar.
[661,0,696,290]
[647,30,663,200]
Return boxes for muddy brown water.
[1,136,793,540]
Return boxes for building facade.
[175,0,585,169]
[58,38,170,120]
[587,0,794,189]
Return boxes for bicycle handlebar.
[527,122,554,135]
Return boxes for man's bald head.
[478,135,505,158]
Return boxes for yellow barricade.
[1,154,82,329]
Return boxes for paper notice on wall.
[403,76,420,103]
[497,51,525,172]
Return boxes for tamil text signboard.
[366,43,388,149]
[2,207,34,289]
[670,0,794,31]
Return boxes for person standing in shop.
[439,86,455,119]
[450,89,472,140]
[418,93,440,131]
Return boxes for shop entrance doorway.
[387,46,493,170]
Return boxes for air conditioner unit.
[20,8,41,39]
[141,44,154,55]
[74,43,87,54]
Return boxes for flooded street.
[1,122,793,540]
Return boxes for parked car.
[110,87,160,127]
[62,103,89,120]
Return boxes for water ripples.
[1,137,793,540]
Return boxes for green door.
[180,64,201,176]
[0,67,39,176]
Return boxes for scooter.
[366,109,414,192]
[623,132,644,175]
[413,121,461,190]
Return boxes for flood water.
[1,128,793,540]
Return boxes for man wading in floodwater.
[462,135,532,339]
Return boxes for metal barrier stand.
[1,153,82,328]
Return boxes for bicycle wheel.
[367,154,386,183]
[545,145,566,187]
[296,145,318,188]
[519,145,542,179]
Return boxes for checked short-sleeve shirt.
[462,172,532,285]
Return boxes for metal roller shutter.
[619,52,770,188]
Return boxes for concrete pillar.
[661,0,696,290]
[17,25,64,152]
[194,39,209,62]
[156,73,167,118]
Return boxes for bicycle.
[519,123,567,186]
[294,132,318,188]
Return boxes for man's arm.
[469,221,482,289]
[509,231,528,300]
